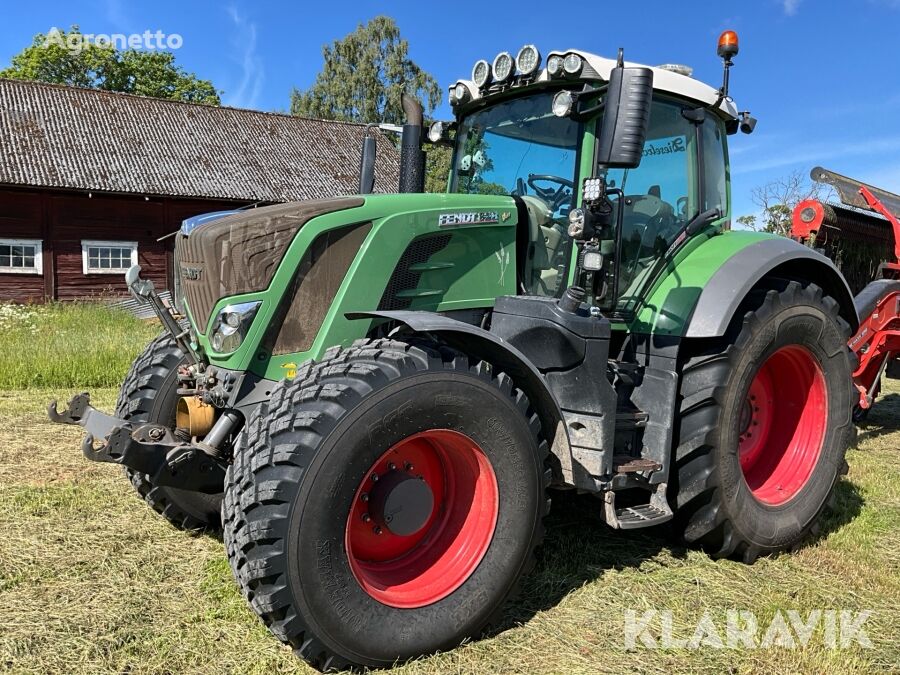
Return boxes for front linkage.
[48,392,229,494]
[48,266,235,494]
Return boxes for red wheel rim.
[345,429,499,608]
[739,346,828,505]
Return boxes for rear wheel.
[673,282,853,562]
[116,333,222,531]
[222,339,550,671]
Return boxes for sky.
[1,0,899,218]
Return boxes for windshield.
[450,91,581,216]
[450,91,582,298]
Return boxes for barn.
[0,78,400,303]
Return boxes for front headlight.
[209,301,261,354]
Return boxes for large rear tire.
[673,282,853,562]
[116,333,222,531]
[222,339,551,671]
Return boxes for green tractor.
[51,32,858,670]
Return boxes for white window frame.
[0,238,43,275]
[81,240,139,275]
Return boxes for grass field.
[0,376,897,674]
[0,303,159,389]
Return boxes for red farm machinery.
[792,167,900,418]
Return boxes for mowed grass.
[0,380,898,674]
[0,303,160,389]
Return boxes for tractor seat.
[854,279,900,320]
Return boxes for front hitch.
[48,392,228,493]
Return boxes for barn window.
[0,239,43,275]
[81,240,138,274]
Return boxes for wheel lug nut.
[404,462,414,471]
[373,526,382,535]
[370,473,379,482]
[388,462,397,471]
[362,513,371,523]
[360,493,369,502]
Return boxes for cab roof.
[451,48,739,121]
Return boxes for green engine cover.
[188,193,519,380]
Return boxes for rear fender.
[685,237,858,338]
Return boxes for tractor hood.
[176,197,363,332]
[176,191,520,377]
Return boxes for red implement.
[792,167,900,411]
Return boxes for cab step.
[601,482,673,529]
[612,455,660,474]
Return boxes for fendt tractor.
[49,32,896,670]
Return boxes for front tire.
[222,339,550,671]
[673,282,853,562]
[116,333,222,531]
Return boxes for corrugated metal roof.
[0,78,401,202]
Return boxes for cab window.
[700,115,728,215]
[603,99,699,311]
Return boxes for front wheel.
[222,340,550,671]
[673,282,854,562]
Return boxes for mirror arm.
[571,100,605,123]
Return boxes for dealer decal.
[438,211,501,227]
[643,136,686,157]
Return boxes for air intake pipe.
[399,93,425,193]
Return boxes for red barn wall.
[0,186,244,303]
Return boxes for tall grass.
[0,303,161,389]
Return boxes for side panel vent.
[269,222,372,355]
[378,234,452,311]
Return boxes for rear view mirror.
[596,53,653,170]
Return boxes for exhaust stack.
[358,125,377,194]
[398,93,425,193]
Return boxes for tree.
[0,26,220,105]
[290,16,440,126]
[424,144,452,193]
[736,171,833,238]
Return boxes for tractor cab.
[437,41,748,317]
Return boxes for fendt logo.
[180,265,203,281]
[438,211,500,227]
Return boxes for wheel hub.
[345,429,499,608]
[369,470,434,536]
[738,345,828,505]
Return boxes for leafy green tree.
[291,16,440,125]
[735,214,757,229]
[1,26,220,104]
[424,144,452,193]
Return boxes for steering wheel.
[527,174,574,212]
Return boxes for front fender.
[346,310,573,483]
